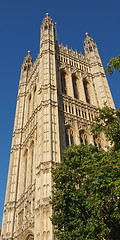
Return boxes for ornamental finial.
[85,32,89,37]
[28,50,31,55]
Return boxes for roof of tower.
[85,32,89,37]
[42,13,53,25]
[23,51,33,64]
[84,33,94,44]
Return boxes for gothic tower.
[1,14,115,240]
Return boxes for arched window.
[83,80,90,104]
[26,234,34,240]
[29,140,34,185]
[33,85,36,111]
[79,130,89,145]
[65,128,74,147]
[65,129,69,147]
[61,71,67,94]
[80,132,83,143]
[28,94,31,118]
[72,74,79,99]
[23,149,28,192]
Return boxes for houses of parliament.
[1,13,115,240]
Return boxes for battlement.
[58,43,88,63]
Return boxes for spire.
[85,32,89,37]
[42,13,53,25]
[22,51,33,71]
[84,33,97,55]
[40,13,56,53]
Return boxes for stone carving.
[1,14,115,240]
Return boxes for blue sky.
[0,0,120,226]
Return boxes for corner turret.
[84,33,99,59]
[19,51,33,83]
[22,50,33,72]
[84,33,115,108]
[40,13,56,54]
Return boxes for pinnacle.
[46,13,49,17]
[85,32,89,37]
[28,50,31,55]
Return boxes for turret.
[20,51,33,80]
[84,33,115,108]
[84,33,99,59]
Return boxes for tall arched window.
[83,79,90,104]
[65,128,74,147]
[30,140,34,185]
[79,130,89,145]
[33,85,36,111]
[72,74,79,99]
[28,94,31,118]
[23,149,28,192]
[61,71,67,94]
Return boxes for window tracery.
[79,130,89,145]
[23,149,28,191]
[29,140,34,185]
[26,234,34,240]
[72,74,79,99]
[83,79,90,104]
[65,127,74,147]
[28,94,31,118]
[61,71,67,94]
[33,85,36,111]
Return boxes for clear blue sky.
[0,0,120,226]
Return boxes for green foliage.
[105,55,120,75]
[50,144,120,239]
[50,105,120,239]
[91,104,120,151]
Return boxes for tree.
[50,106,120,240]
[50,144,120,240]
[91,104,120,151]
[105,55,120,75]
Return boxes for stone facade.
[1,13,115,240]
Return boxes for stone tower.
[1,14,115,240]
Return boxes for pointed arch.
[23,148,28,191]
[33,85,36,111]
[72,73,79,99]
[22,230,34,240]
[29,140,34,185]
[79,129,90,145]
[28,94,31,118]
[65,125,75,147]
[83,78,90,104]
[60,70,67,94]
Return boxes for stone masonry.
[1,13,115,240]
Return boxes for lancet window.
[72,74,79,99]
[83,79,90,104]
[23,149,28,192]
[61,71,67,94]
[79,130,89,145]
[28,94,31,118]
[33,85,36,111]
[29,140,34,185]
[65,128,74,147]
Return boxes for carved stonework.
[1,14,115,240]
